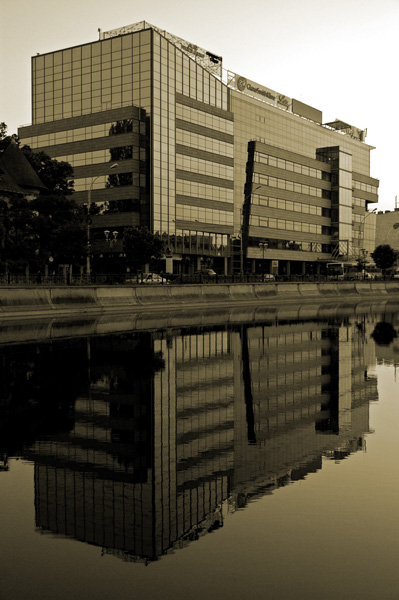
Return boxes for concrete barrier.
[254,283,278,299]
[229,283,257,301]
[298,283,320,296]
[50,287,98,306]
[2,280,399,319]
[336,282,359,296]
[0,288,52,312]
[135,284,174,305]
[170,285,203,304]
[96,286,138,307]
[318,283,340,296]
[200,284,230,304]
[354,282,374,294]
[275,283,301,297]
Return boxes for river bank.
[0,280,399,322]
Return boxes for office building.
[18,21,379,275]
[375,209,399,252]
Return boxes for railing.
[0,272,388,286]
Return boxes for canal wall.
[0,280,399,320]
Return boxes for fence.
[0,272,387,287]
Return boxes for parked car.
[195,269,217,277]
[262,273,276,281]
[140,273,169,284]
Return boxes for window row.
[174,51,228,111]
[353,197,365,208]
[176,129,234,158]
[176,179,234,203]
[252,194,330,217]
[353,180,378,195]
[73,172,145,191]
[98,199,139,214]
[33,33,151,70]
[252,330,322,345]
[176,104,233,135]
[32,98,150,124]
[33,64,150,90]
[250,215,327,235]
[253,173,330,198]
[55,146,143,167]
[34,51,149,81]
[21,119,144,148]
[250,237,331,254]
[176,204,233,226]
[163,230,230,253]
[176,154,233,180]
[254,152,330,180]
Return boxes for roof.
[0,139,46,196]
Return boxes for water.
[1,303,399,600]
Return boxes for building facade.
[18,21,379,275]
[375,209,399,253]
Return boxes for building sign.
[324,119,367,142]
[102,21,223,77]
[228,72,292,111]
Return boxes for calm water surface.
[1,304,399,600]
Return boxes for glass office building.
[18,21,379,276]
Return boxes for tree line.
[0,123,163,275]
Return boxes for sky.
[2,0,398,211]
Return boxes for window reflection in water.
[0,309,381,563]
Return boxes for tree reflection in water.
[0,310,383,564]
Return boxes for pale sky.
[2,0,398,211]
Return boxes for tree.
[0,123,83,273]
[0,122,19,149]
[123,227,164,272]
[371,322,398,346]
[20,145,74,195]
[0,195,87,273]
[29,195,87,271]
[371,244,398,277]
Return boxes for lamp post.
[85,162,118,276]
[359,207,377,257]
[104,229,119,247]
[259,241,268,278]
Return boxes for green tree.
[123,227,164,272]
[371,244,398,277]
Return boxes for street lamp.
[259,241,268,278]
[85,162,118,276]
[359,207,377,257]
[104,230,119,247]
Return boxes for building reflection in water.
[2,314,378,564]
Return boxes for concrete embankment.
[0,280,399,320]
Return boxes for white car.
[140,273,169,284]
